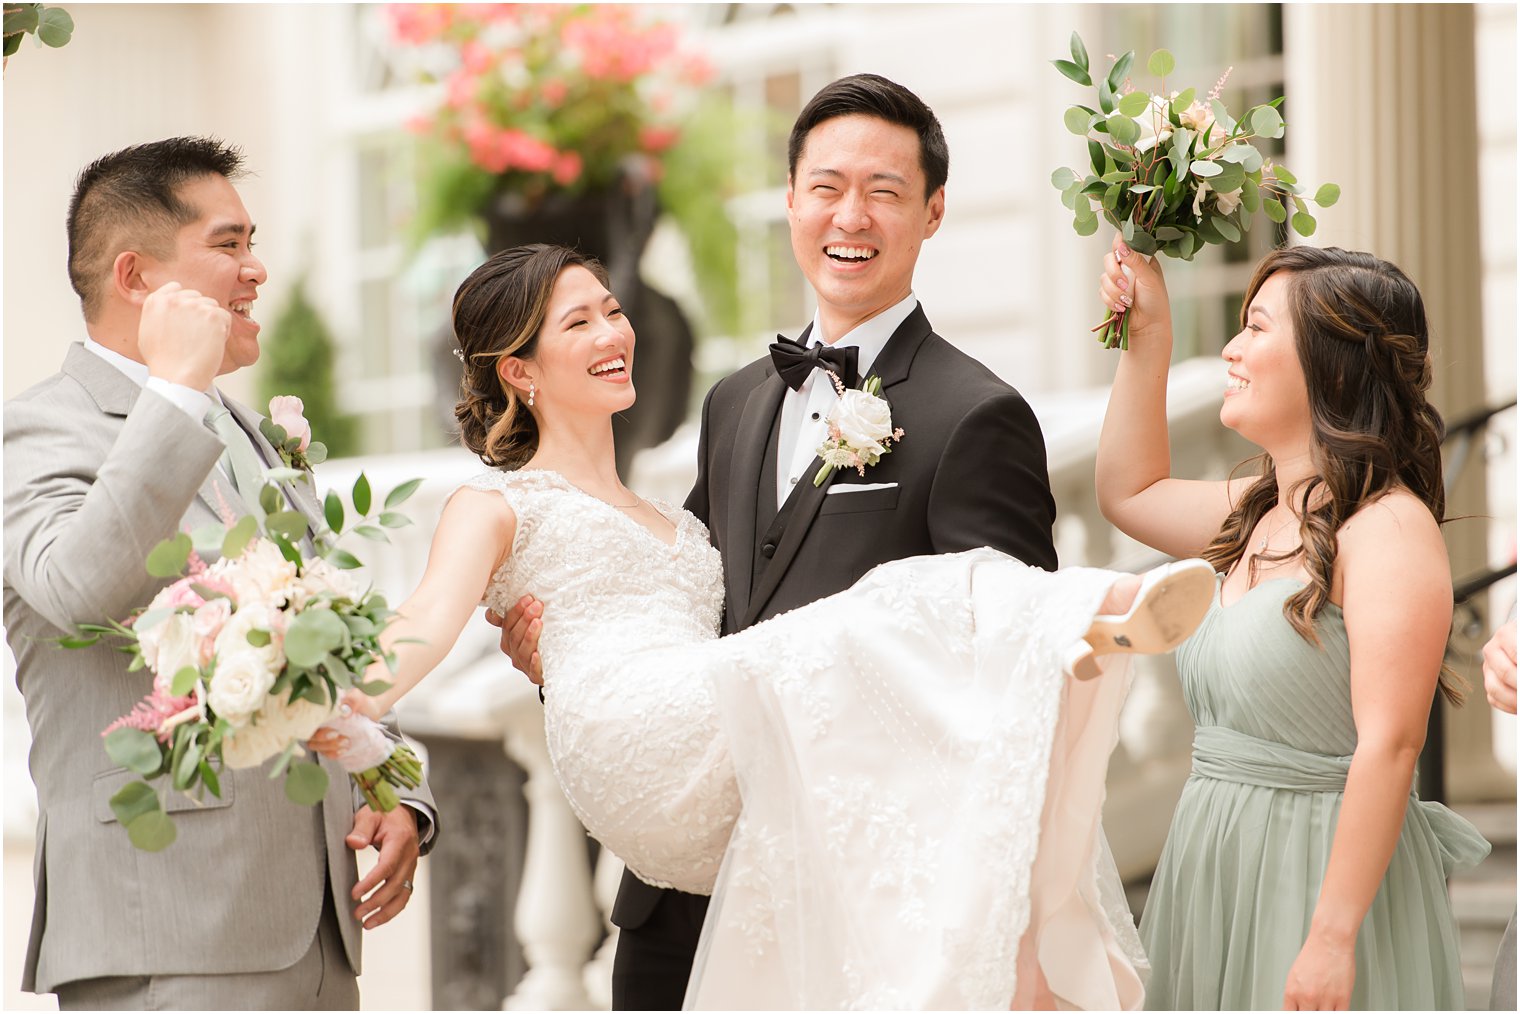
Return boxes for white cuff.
[144,377,211,421]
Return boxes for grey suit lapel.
[62,342,140,418]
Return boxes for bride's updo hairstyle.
[452,244,609,469]
[1202,246,1463,703]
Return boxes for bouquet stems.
[350,742,424,813]
[1093,308,1132,350]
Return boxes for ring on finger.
[402,879,414,892]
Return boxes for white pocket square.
[825,481,899,495]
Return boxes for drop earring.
[528,381,536,408]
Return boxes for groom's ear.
[922,186,946,239]
[112,250,153,307]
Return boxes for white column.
[500,699,599,1011]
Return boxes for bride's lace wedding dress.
[468,468,1147,1009]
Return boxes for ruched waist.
[1189,726,1491,875]
[1190,725,1350,792]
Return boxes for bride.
[327,244,1213,1009]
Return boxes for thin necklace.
[1256,508,1298,552]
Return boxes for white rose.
[300,558,365,603]
[1213,187,1242,217]
[191,598,233,665]
[227,540,300,609]
[138,612,199,681]
[1133,94,1174,154]
[831,389,894,447]
[207,648,277,724]
[214,604,286,669]
[221,690,332,770]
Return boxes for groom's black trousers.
[611,888,709,1010]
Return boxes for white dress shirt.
[84,338,212,421]
[774,293,918,510]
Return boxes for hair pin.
[452,348,466,362]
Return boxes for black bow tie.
[768,334,859,392]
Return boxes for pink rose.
[267,396,311,452]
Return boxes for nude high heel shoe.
[1063,558,1217,680]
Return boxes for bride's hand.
[1098,233,1172,351]
[307,690,382,761]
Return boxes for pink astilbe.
[104,685,199,743]
[1207,66,1234,101]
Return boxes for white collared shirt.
[774,293,917,510]
[83,338,212,421]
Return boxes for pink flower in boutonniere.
[260,396,329,475]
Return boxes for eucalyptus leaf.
[1064,106,1093,136]
[1273,165,1298,185]
[285,761,330,806]
[352,473,372,517]
[1154,226,1186,241]
[198,759,222,799]
[352,525,388,542]
[272,533,304,566]
[1106,50,1135,92]
[4,5,40,34]
[1117,91,1151,118]
[265,511,308,544]
[145,534,192,579]
[380,477,422,507]
[1190,160,1223,179]
[221,515,258,558]
[1241,176,1261,213]
[1250,105,1285,139]
[1098,75,1116,115]
[1314,183,1341,207]
[1052,166,1079,190]
[259,484,283,517]
[1291,211,1317,237]
[1105,114,1139,147]
[306,443,328,465]
[1212,161,1246,192]
[190,523,228,555]
[1127,228,1158,255]
[356,677,394,697]
[1212,216,1241,242]
[246,628,272,647]
[268,740,299,780]
[263,421,289,447]
[170,665,199,697]
[284,608,350,668]
[377,512,413,529]
[173,740,202,791]
[1103,183,1123,212]
[328,548,364,571]
[1053,59,1092,87]
[343,614,378,638]
[324,490,345,535]
[263,467,304,484]
[1177,231,1198,259]
[1061,183,1081,211]
[1173,87,1196,111]
[1073,215,1100,237]
[1088,139,1105,175]
[37,3,73,46]
[105,727,165,776]
[1069,30,1089,70]
[126,810,177,852]
[109,780,161,828]
[1129,184,1156,194]
[1264,198,1288,223]
[1147,49,1175,77]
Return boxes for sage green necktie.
[204,401,268,523]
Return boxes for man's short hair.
[66,136,247,321]
[786,73,949,199]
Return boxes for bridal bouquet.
[65,469,425,852]
[1051,32,1340,348]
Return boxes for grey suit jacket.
[3,343,435,993]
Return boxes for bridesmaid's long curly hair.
[452,244,609,469]
[1199,246,1464,704]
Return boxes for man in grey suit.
[4,137,436,1009]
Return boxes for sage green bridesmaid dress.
[1140,578,1490,1010]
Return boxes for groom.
[3,137,436,1008]
[500,74,1057,1009]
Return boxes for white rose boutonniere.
[813,373,905,487]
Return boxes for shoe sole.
[1085,563,1216,655]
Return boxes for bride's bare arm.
[360,487,516,715]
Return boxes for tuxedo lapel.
[724,370,787,624]
[739,307,934,629]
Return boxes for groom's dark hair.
[787,73,949,198]
[67,136,248,321]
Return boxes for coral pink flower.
[639,125,680,154]
[552,151,583,186]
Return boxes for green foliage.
[1051,31,1339,348]
[3,3,72,60]
[256,279,358,458]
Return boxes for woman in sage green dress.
[1093,239,1489,1010]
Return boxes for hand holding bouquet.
[65,455,426,851]
[1051,32,1339,348]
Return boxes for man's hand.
[347,804,421,929]
[138,281,231,391]
[486,594,544,685]
[1483,618,1517,715]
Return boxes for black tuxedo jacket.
[611,303,1057,929]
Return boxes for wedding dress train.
[468,468,1147,1009]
